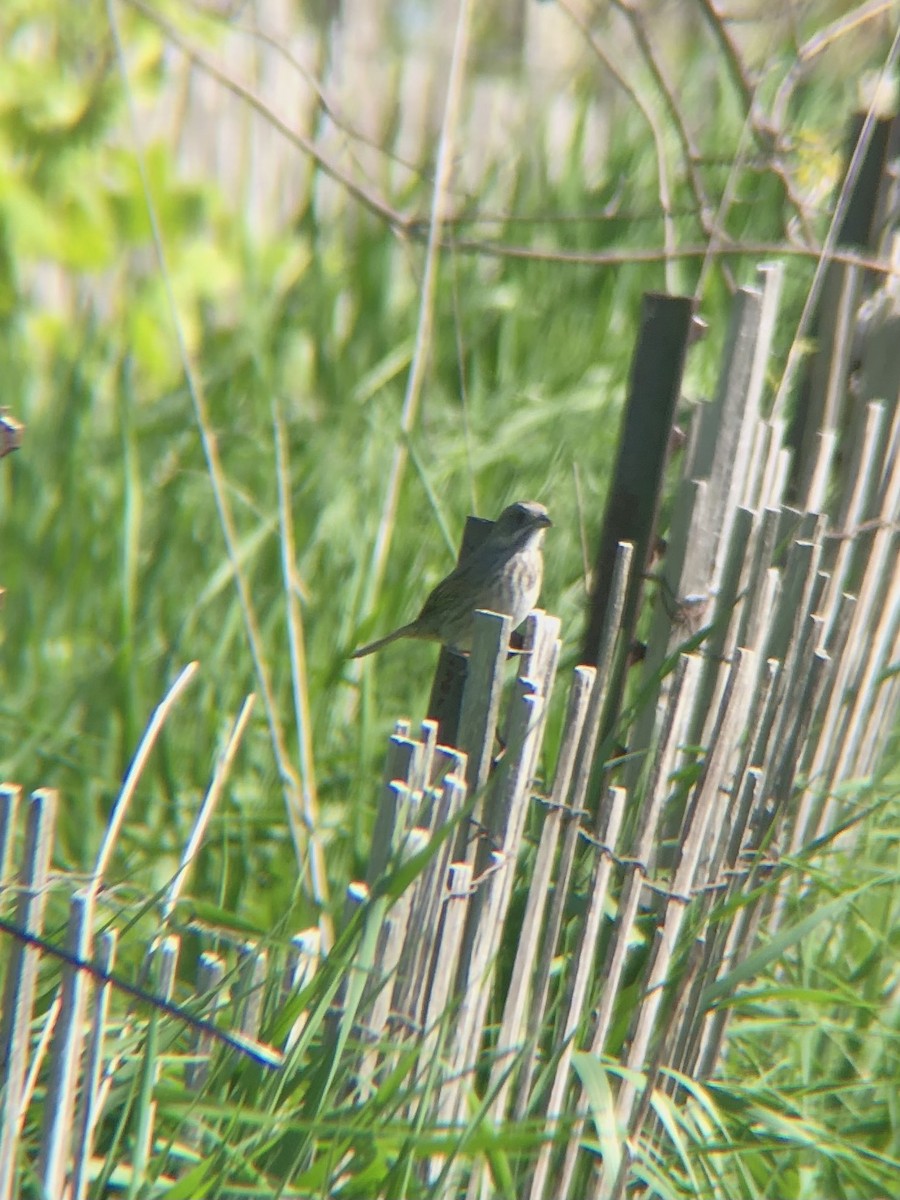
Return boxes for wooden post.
[581,293,695,680]
[787,113,897,502]
[426,514,495,745]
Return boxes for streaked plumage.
[352,500,552,657]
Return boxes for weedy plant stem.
[160,692,256,925]
[355,0,476,655]
[274,406,331,939]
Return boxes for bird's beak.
[539,512,553,528]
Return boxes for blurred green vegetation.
[0,1,897,1193]
[1,2,865,903]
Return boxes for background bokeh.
[0,0,893,921]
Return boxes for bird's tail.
[350,623,416,658]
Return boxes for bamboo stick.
[38,889,94,1197]
[488,665,596,1123]
[71,930,117,1200]
[0,783,21,889]
[529,787,627,1200]
[615,649,756,1131]
[0,788,57,1200]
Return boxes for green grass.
[0,1,897,1195]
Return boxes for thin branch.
[126,0,409,232]
[0,916,283,1068]
[558,0,678,290]
[611,0,717,235]
[442,235,899,275]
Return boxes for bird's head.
[491,500,552,548]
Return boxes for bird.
[351,500,552,658]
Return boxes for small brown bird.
[352,500,552,658]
